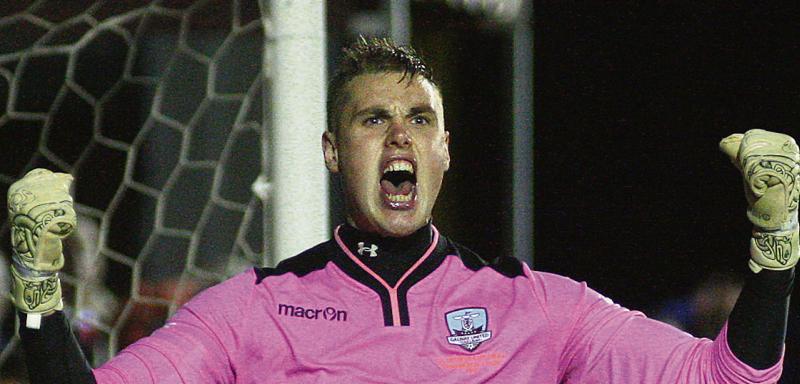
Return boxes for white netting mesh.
[0,0,270,378]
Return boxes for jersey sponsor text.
[277,303,348,322]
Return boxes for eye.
[363,116,385,126]
[411,115,430,125]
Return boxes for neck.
[345,215,427,238]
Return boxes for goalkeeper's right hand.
[7,168,76,328]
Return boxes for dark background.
[532,3,799,381]
[534,1,798,315]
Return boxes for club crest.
[445,307,492,351]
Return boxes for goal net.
[0,0,271,377]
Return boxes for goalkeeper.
[8,38,798,383]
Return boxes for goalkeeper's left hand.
[720,129,800,273]
[7,169,76,328]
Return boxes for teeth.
[386,193,412,202]
[383,160,414,174]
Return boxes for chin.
[381,225,418,237]
[376,211,428,237]
[348,193,431,237]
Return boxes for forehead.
[343,71,442,112]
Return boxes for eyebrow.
[408,105,435,117]
[353,107,392,119]
[350,105,437,123]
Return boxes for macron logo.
[278,303,348,322]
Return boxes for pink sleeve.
[552,276,784,383]
[91,271,255,384]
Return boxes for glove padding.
[720,129,800,273]
[7,169,76,316]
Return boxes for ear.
[322,131,340,173]
[443,130,451,171]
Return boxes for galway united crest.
[445,308,492,351]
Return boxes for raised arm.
[561,129,796,383]
[7,169,95,383]
[720,129,798,369]
[9,169,237,383]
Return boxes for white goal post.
[264,0,329,262]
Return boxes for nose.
[385,120,411,148]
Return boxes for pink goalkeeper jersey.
[92,226,783,383]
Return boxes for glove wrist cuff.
[11,248,65,273]
[10,256,56,278]
[749,227,800,273]
[9,264,63,314]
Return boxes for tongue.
[381,180,414,195]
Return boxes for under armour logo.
[357,242,379,257]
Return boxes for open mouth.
[380,159,417,209]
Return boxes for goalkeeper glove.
[720,129,800,273]
[7,169,76,329]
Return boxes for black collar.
[332,222,448,326]
[337,223,433,287]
